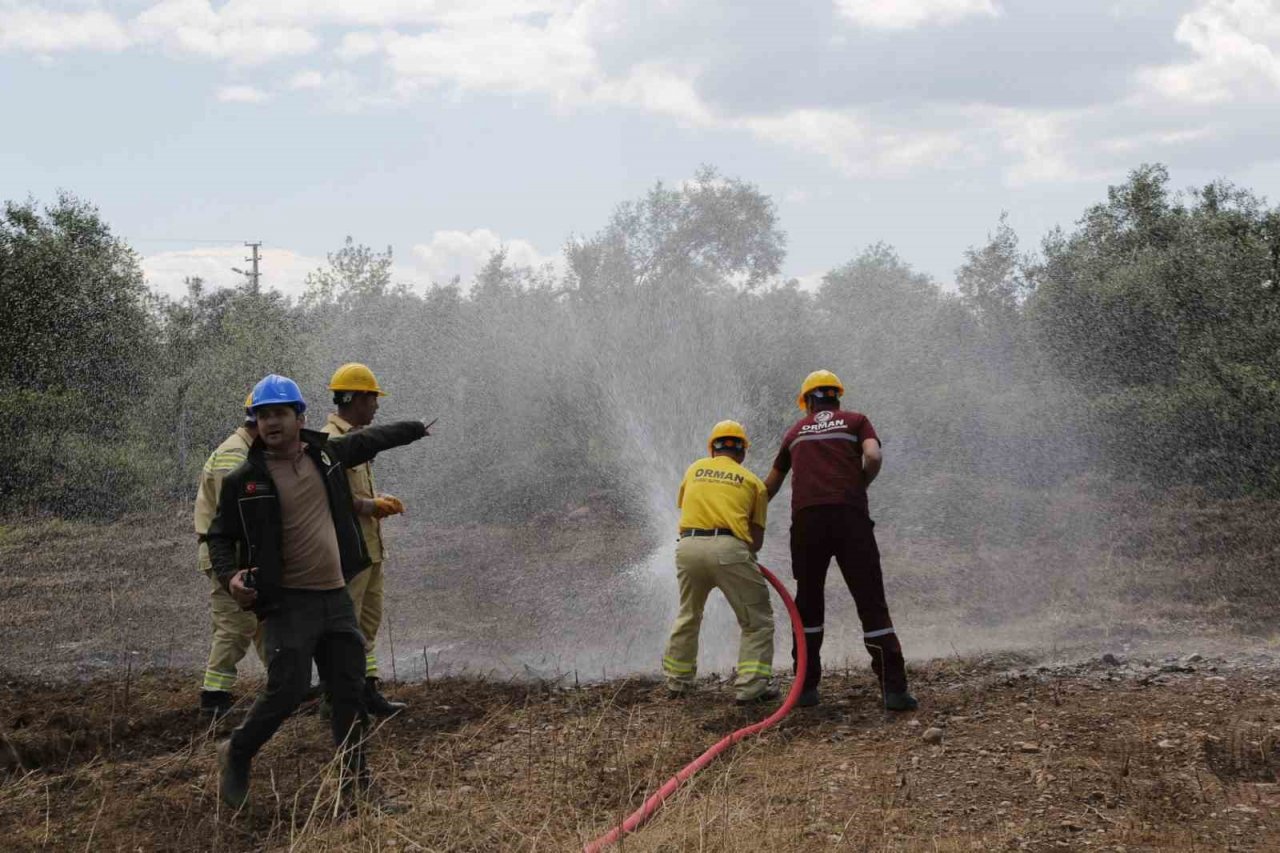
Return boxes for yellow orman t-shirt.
[676,455,768,546]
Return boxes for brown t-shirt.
[771,408,880,514]
[265,449,344,591]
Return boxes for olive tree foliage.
[0,194,156,515]
[7,163,1279,523]
[957,213,1035,352]
[567,165,785,299]
[1029,164,1280,493]
[302,237,396,307]
[148,278,318,494]
[302,171,788,523]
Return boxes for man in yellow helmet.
[193,393,264,719]
[322,363,407,716]
[662,420,776,704]
[764,370,916,712]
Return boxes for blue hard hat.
[250,374,307,414]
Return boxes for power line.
[127,237,249,244]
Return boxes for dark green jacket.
[207,421,427,614]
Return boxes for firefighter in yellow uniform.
[662,420,777,704]
[195,394,264,719]
[321,363,408,716]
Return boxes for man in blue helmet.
[206,374,432,809]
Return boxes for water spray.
[582,563,807,852]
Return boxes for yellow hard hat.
[707,420,750,454]
[328,362,386,396]
[797,369,844,410]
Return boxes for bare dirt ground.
[2,654,1279,851]
[2,504,1279,850]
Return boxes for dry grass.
[3,659,1280,851]
[3,493,1280,850]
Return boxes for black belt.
[680,528,735,539]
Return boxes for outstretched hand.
[373,495,405,519]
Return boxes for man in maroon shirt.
[764,370,917,711]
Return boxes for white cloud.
[834,0,999,30]
[740,109,972,177]
[217,0,569,29]
[142,246,323,300]
[411,229,561,285]
[287,70,328,90]
[383,14,596,102]
[133,0,319,66]
[216,84,270,103]
[335,30,395,62]
[0,0,1266,190]
[0,5,131,53]
[1099,125,1217,155]
[594,63,712,124]
[970,105,1125,187]
[1137,0,1280,104]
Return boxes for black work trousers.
[790,504,907,694]
[229,588,368,770]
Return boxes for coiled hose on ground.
[583,563,806,852]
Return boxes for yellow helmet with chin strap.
[328,363,386,396]
[707,420,750,455]
[797,369,844,411]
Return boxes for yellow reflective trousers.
[202,569,265,692]
[346,560,384,677]
[662,535,775,701]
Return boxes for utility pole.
[245,241,261,293]
[233,241,262,292]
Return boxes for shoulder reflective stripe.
[803,625,824,634]
[863,627,896,639]
[790,432,861,446]
[206,453,246,471]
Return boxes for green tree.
[0,193,157,515]
[566,165,785,299]
[1030,164,1280,493]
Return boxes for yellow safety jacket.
[322,413,384,563]
[194,426,254,572]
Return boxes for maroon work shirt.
[771,408,880,514]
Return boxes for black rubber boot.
[199,690,234,720]
[884,691,919,712]
[797,687,821,708]
[365,678,407,716]
[217,740,252,808]
[338,744,371,803]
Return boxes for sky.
[3,0,1280,299]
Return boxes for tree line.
[1,164,1277,533]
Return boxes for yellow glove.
[372,495,405,519]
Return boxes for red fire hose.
[583,563,806,852]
